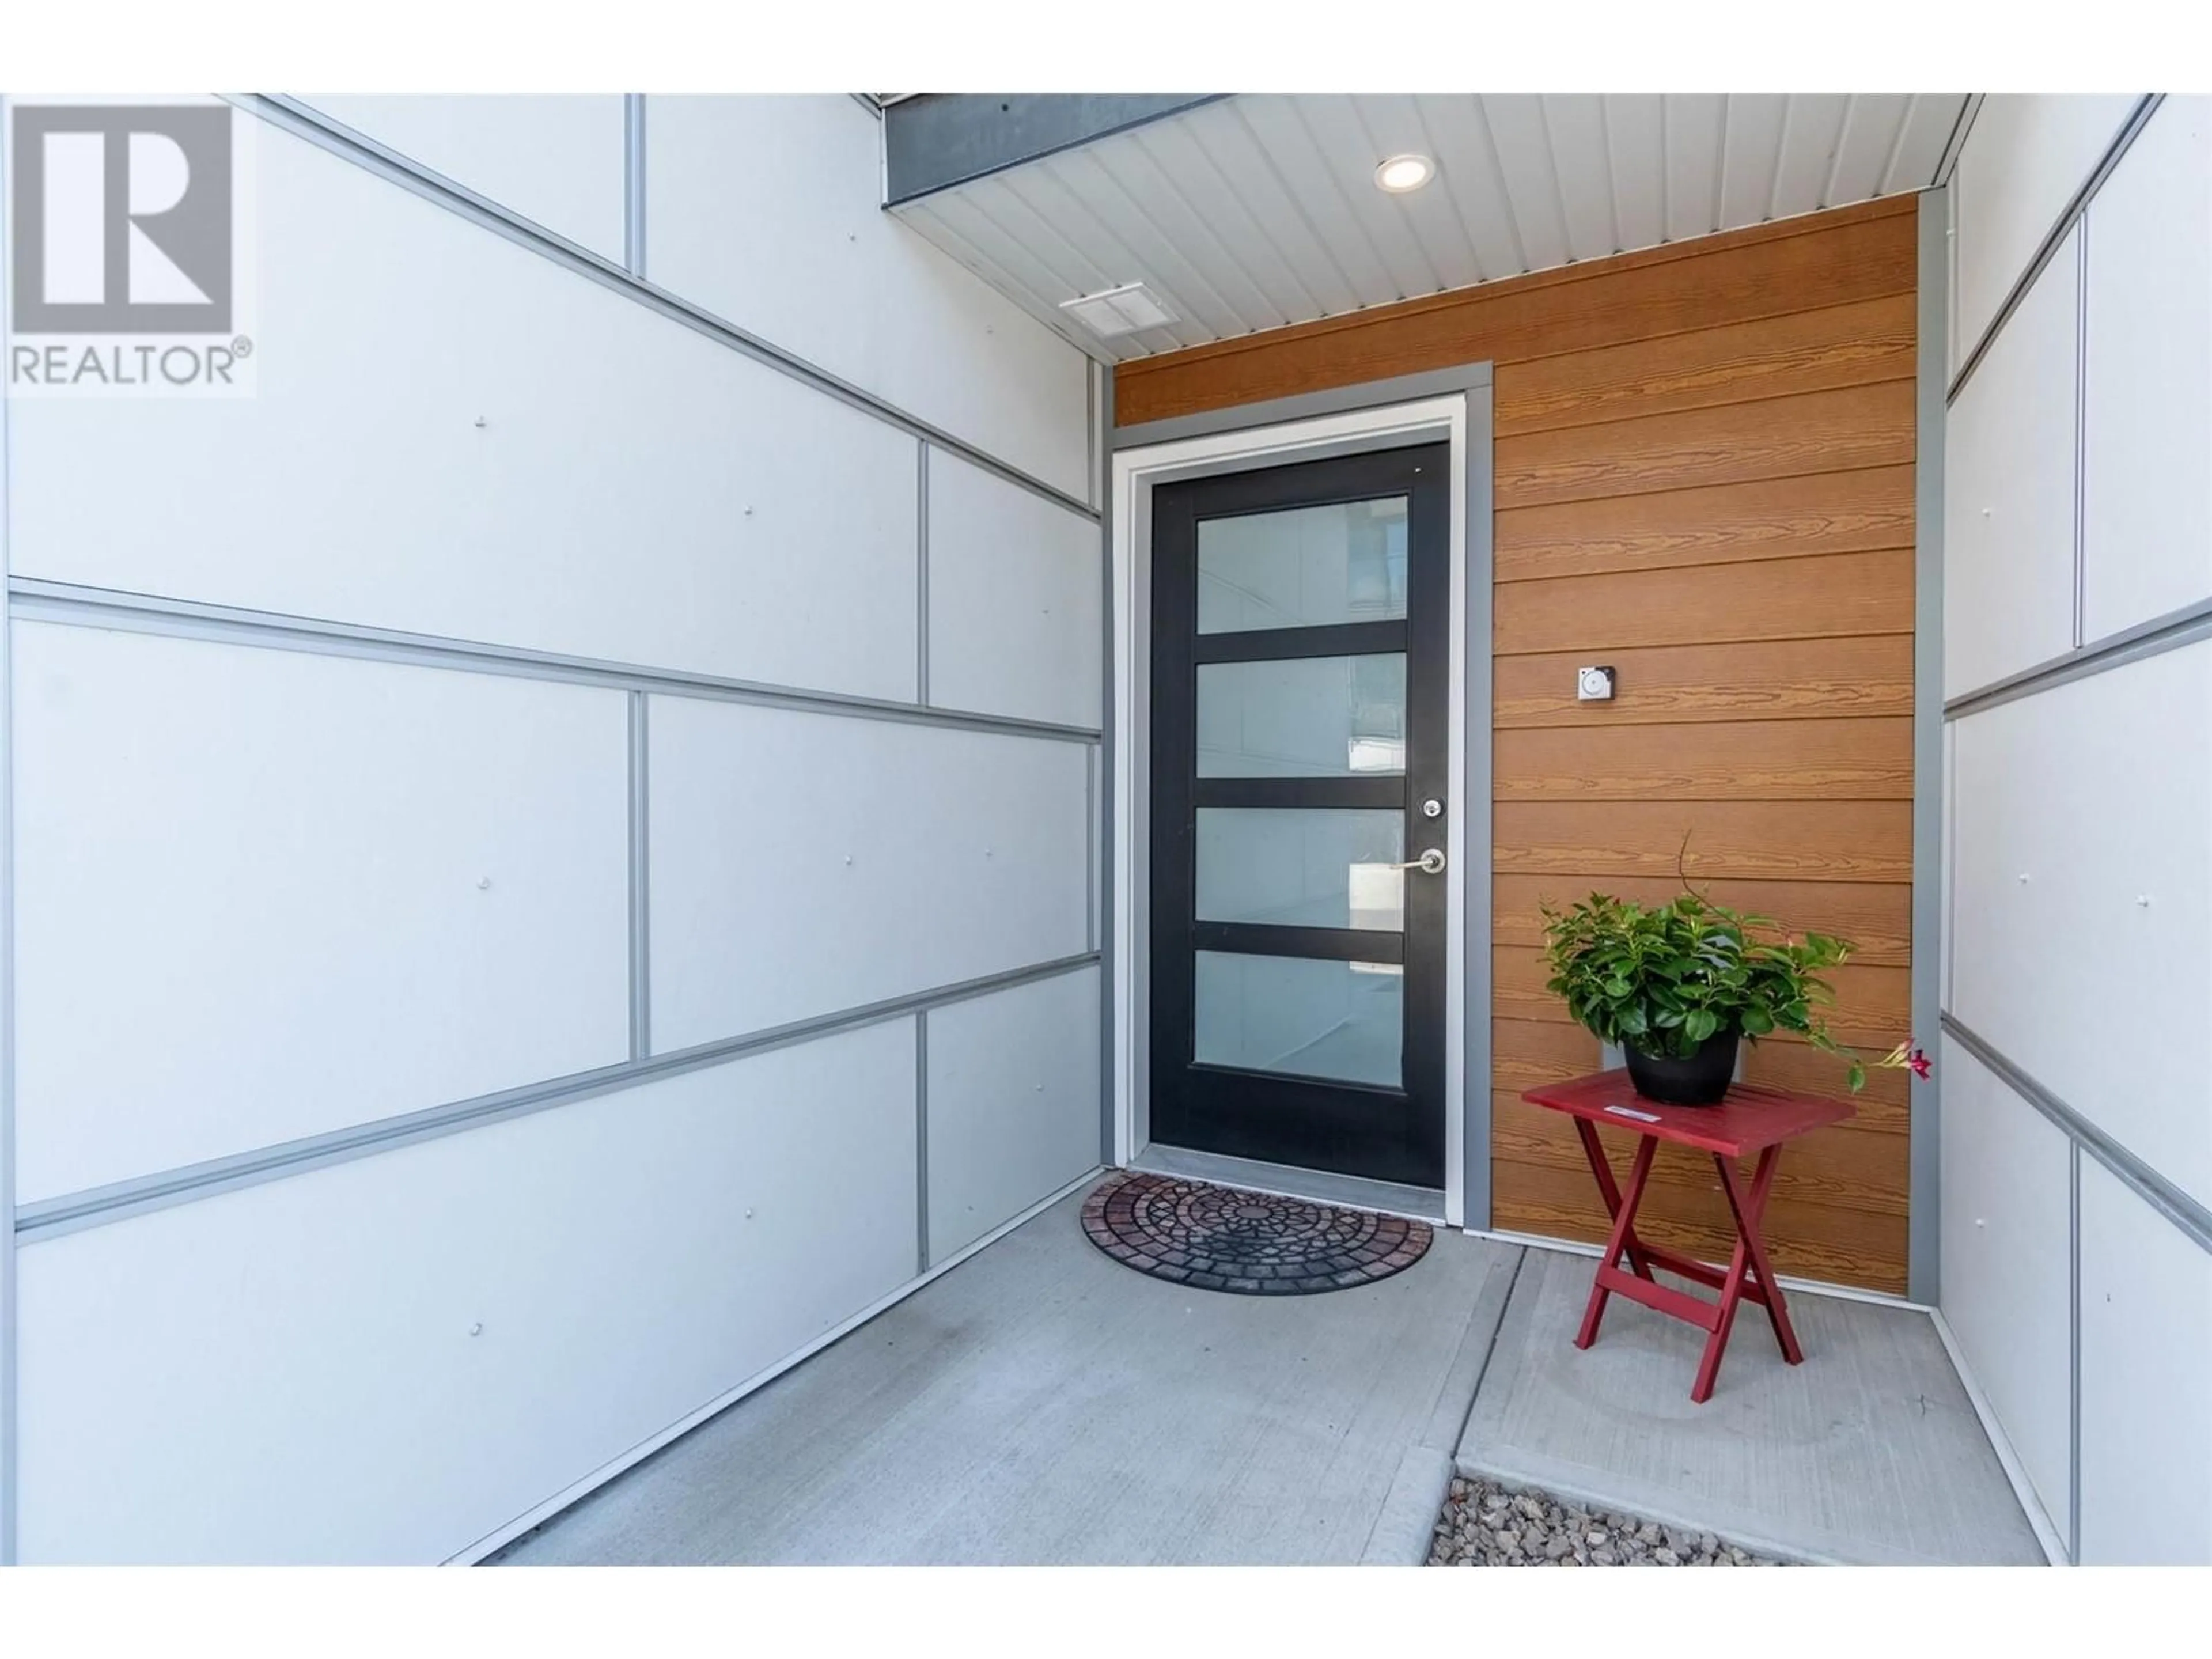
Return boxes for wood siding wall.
[1118,195,1920,1294]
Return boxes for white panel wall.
[1945,92,2212,1567]
[648,696,1089,1052]
[3,126,922,703]
[300,95,628,262]
[927,447,1103,729]
[926,969,1102,1263]
[644,95,1093,504]
[1943,232,2078,697]
[1949,644,2212,1207]
[10,623,631,1202]
[1952,94,2137,368]
[14,1025,918,1563]
[2,95,1101,1563]
[2077,1158,2212,1565]
[2082,97,2212,639]
[1938,1041,2074,1546]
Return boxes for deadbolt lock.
[1422,798,1443,819]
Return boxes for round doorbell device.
[1577,665,1617,702]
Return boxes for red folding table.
[1520,1070,1854,1403]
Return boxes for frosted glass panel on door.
[1195,809,1404,931]
[1194,951,1403,1087]
[1197,653,1406,776]
[1198,497,1409,632]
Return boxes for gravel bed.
[1429,1475,1789,1567]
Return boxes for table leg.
[1575,1133,1657,1350]
[1717,1143,1802,1363]
[1691,1145,1798,1403]
[1571,1118,1658,1282]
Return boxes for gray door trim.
[1099,365,1119,1166]
[1463,379,1495,1230]
[1110,358,1494,1224]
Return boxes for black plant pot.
[1623,1030,1740,1106]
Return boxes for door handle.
[1388,849,1447,876]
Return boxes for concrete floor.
[496,1188,1521,1565]
[1460,1248,2046,1565]
[495,1185,2043,1566]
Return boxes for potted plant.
[1540,889,1865,1105]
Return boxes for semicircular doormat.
[1081,1170,1433,1295]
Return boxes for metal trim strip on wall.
[13,952,1104,1247]
[1941,1012,2212,1259]
[623,93,648,279]
[914,1012,931,1272]
[7,578,1103,747]
[227,94,1101,526]
[916,439,931,704]
[1944,593,2212,720]
[1908,187,1949,1304]
[627,692,652,1059]
[1948,94,2161,406]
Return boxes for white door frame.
[1108,370,1493,1229]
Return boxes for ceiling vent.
[1059,281,1177,338]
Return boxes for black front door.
[1149,444,1449,1188]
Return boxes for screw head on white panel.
[474,416,487,429]
[744,1208,755,1220]
[469,1323,483,1336]
[2019,873,2030,884]
[1577,665,1616,702]
[2137,894,2152,907]
[477,876,492,891]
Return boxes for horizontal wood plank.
[1489,1016,1911,1133]
[1496,635,1915,728]
[1492,874,1914,964]
[1491,1160,1908,1293]
[1493,294,1916,436]
[1494,716,1914,802]
[1494,381,1916,510]
[1495,798,1913,884]
[1495,1099,1910,1218]
[1492,945,1911,1041]
[1493,548,1915,656]
[1495,464,1916,585]
[1113,196,1916,425]
[1491,1016,1605,1092]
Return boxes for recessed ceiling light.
[1374,154,1434,194]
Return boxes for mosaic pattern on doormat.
[1080,1170,1432,1294]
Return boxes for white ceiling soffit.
[892,92,1969,363]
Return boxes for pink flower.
[1907,1047,1932,1080]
